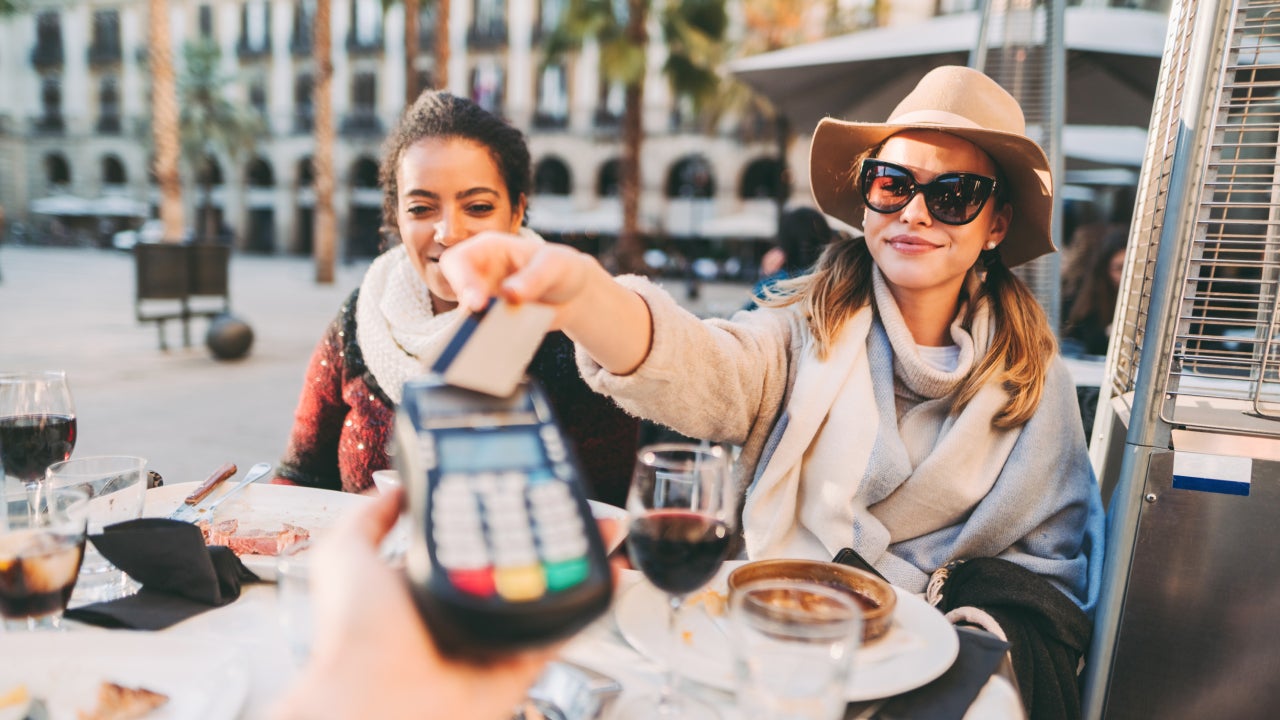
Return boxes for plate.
[0,632,248,720]
[144,482,373,580]
[614,562,959,701]
[147,484,631,579]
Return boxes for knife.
[199,462,273,519]
[167,463,237,522]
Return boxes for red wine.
[628,511,731,596]
[0,528,84,620]
[0,414,76,482]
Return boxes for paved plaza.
[0,245,753,487]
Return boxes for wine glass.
[615,443,737,720]
[0,371,77,494]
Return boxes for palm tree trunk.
[435,0,450,89]
[616,0,648,275]
[148,0,183,243]
[313,0,336,283]
[404,0,420,103]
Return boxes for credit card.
[431,297,556,397]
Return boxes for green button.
[544,557,589,591]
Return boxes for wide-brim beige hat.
[810,65,1055,268]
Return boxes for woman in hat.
[441,67,1103,617]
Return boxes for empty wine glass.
[0,372,77,495]
[614,443,737,720]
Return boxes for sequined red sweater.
[277,290,639,504]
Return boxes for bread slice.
[77,681,169,720]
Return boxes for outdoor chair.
[134,242,231,350]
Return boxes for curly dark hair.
[378,91,531,240]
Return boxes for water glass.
[730,579,862,720]
[0,484,90,631]
[276,541,314,665]
[46,455,147,603]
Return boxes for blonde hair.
[762,150,1057,429]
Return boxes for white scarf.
[744,267,1020,562]
[355,245,465,404]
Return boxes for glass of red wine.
[616,442,737,720]
[0,372,78,495]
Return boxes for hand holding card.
[430,297,556,398]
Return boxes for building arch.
[45,152,71,187]
[348,155,382,258]
[246,156,275,187]
[665,154,715,198]
[350,156,379,188]
[296,156,314,187]
[534,156,572,196]
[245,156,277,253]
[739,157,782,200]
[101,154,127,186]
[597,158,621,198]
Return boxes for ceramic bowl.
[727,559,897,643]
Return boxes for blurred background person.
[1061,226,1128,357]
[745,206,835,309]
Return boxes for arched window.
[45,152,71,186]
[246,156,275,187]
[534,157,571,196]
[739,157,783,200]
[665,155,715,199]
[597,158,620,198]
[351,157,379,188]
[197,155,224,186]
[297,156,314,186]
[101,154,127,185]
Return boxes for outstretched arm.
[440,231,654,375]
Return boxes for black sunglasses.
[859,159,999,226]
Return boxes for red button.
[449,568,496,597]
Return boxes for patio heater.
[1082,1,1280,718]
[970,0,1066,330]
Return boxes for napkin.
[64,518,261,630]
[873,627,1011,720]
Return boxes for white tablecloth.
[48,573,1020,719]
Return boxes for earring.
[984,241,996,250]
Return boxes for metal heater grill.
[1085,3,1280,718]
[1110,0,1280,436]
[1170,3,1280,430]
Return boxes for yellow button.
[494,565,546,602]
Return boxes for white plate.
[144,482,372,580]
[147,484,630,579]
[614,562,959,701]
[0,632,248,720]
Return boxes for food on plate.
[687,587,728,617]
[197,519,311,557]
[77,681,169,720]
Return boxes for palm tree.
[178,39,264,243]
[384,0,449,104]
[313,0,336,283]
[547,0,727,274]
[147,0,184,243]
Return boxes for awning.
[728,7,1168,133]
[31,194,148,217]
[528,198,623,235]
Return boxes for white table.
[44,566,1020,719]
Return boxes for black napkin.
[64,518,261,630]
[873,627,1011,720]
